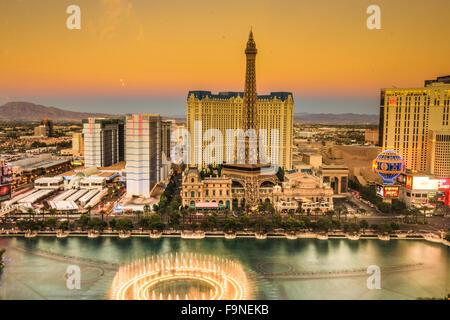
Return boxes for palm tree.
[313,207,321,221]
[419,206,428,224]
[335,206,342,221]
[27,208,35,221]
[100,210,106,221]
[86,205,92,218]
[326,210,334,221]
[143,204,151,216]
[411,207,419,224]
[342,207,348,222]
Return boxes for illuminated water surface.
[0,237,448,300]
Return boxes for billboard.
[0,184,11,202]
[412,177,439,190]
[405,175,413,189]
[404,175,442,190]
[376,184,399,198]
[437,178,450,190]
[0,162,12,202]
[376,184,384,197]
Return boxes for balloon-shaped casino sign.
[373,150,405,185]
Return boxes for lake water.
[0,237,448,300]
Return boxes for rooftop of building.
[81,117,125,125]
[35,176,64,183]
[424,75,450,86]
[382,75,450,91]
[99,161,126,171]
[187,91,293,101]
[9,156,70,172]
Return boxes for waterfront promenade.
[1,228,449,246]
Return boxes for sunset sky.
[0,0,449,116]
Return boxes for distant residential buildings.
[364,129,379,145]
[72,132,84,157]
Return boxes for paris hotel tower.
[186,30,294,170]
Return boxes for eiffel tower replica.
[222,30,279,207]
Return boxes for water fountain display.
[109,252,251,300]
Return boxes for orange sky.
[0,0,449,115]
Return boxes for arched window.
[190,191,195,197]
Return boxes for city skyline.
[1,0,449,116]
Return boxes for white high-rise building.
[125,114,172,197]
[82,118,125,168]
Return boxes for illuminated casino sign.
[404,175,447,191]
[388,98,397,105]
[437,178,450,190]
[376,184,399,198]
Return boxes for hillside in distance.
[294,112,379,125]
[0,102,112,122]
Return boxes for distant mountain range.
[294,112,379,125]
[0,101,379,125]
[0,102,110,122]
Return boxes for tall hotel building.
[379,76,450,177]
[82,118,125,168]
[186,33,294,170]
[125,114,172,197]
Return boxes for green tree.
[223,217,239,232]
[116,217,133,231]
[109,218,117,230]
[315,217,332,232]
[283,217,304,232]
[191,222,199,231]
[200,220,210,231]
[331,218,341,230]
[78,214,90,230]
[343,222,360,234]
[43,217,57,230]
[88,217,107,232]
[148,214,165,232]
[359,219,369,233]
[58,220,70,231]
[86,206,92,218]
[272,213,282,229]
[16,220,40,231]
[26,208,35,221]
[239,215,251,230]
[375,223,393,234]
[254,216,273,233]
[207,214,218,230]
[258,202,275,217]
[313,207,321,221]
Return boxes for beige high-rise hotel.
[379,76,450,177]
[186,34,294,170]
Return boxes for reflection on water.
[0,237,448,300]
